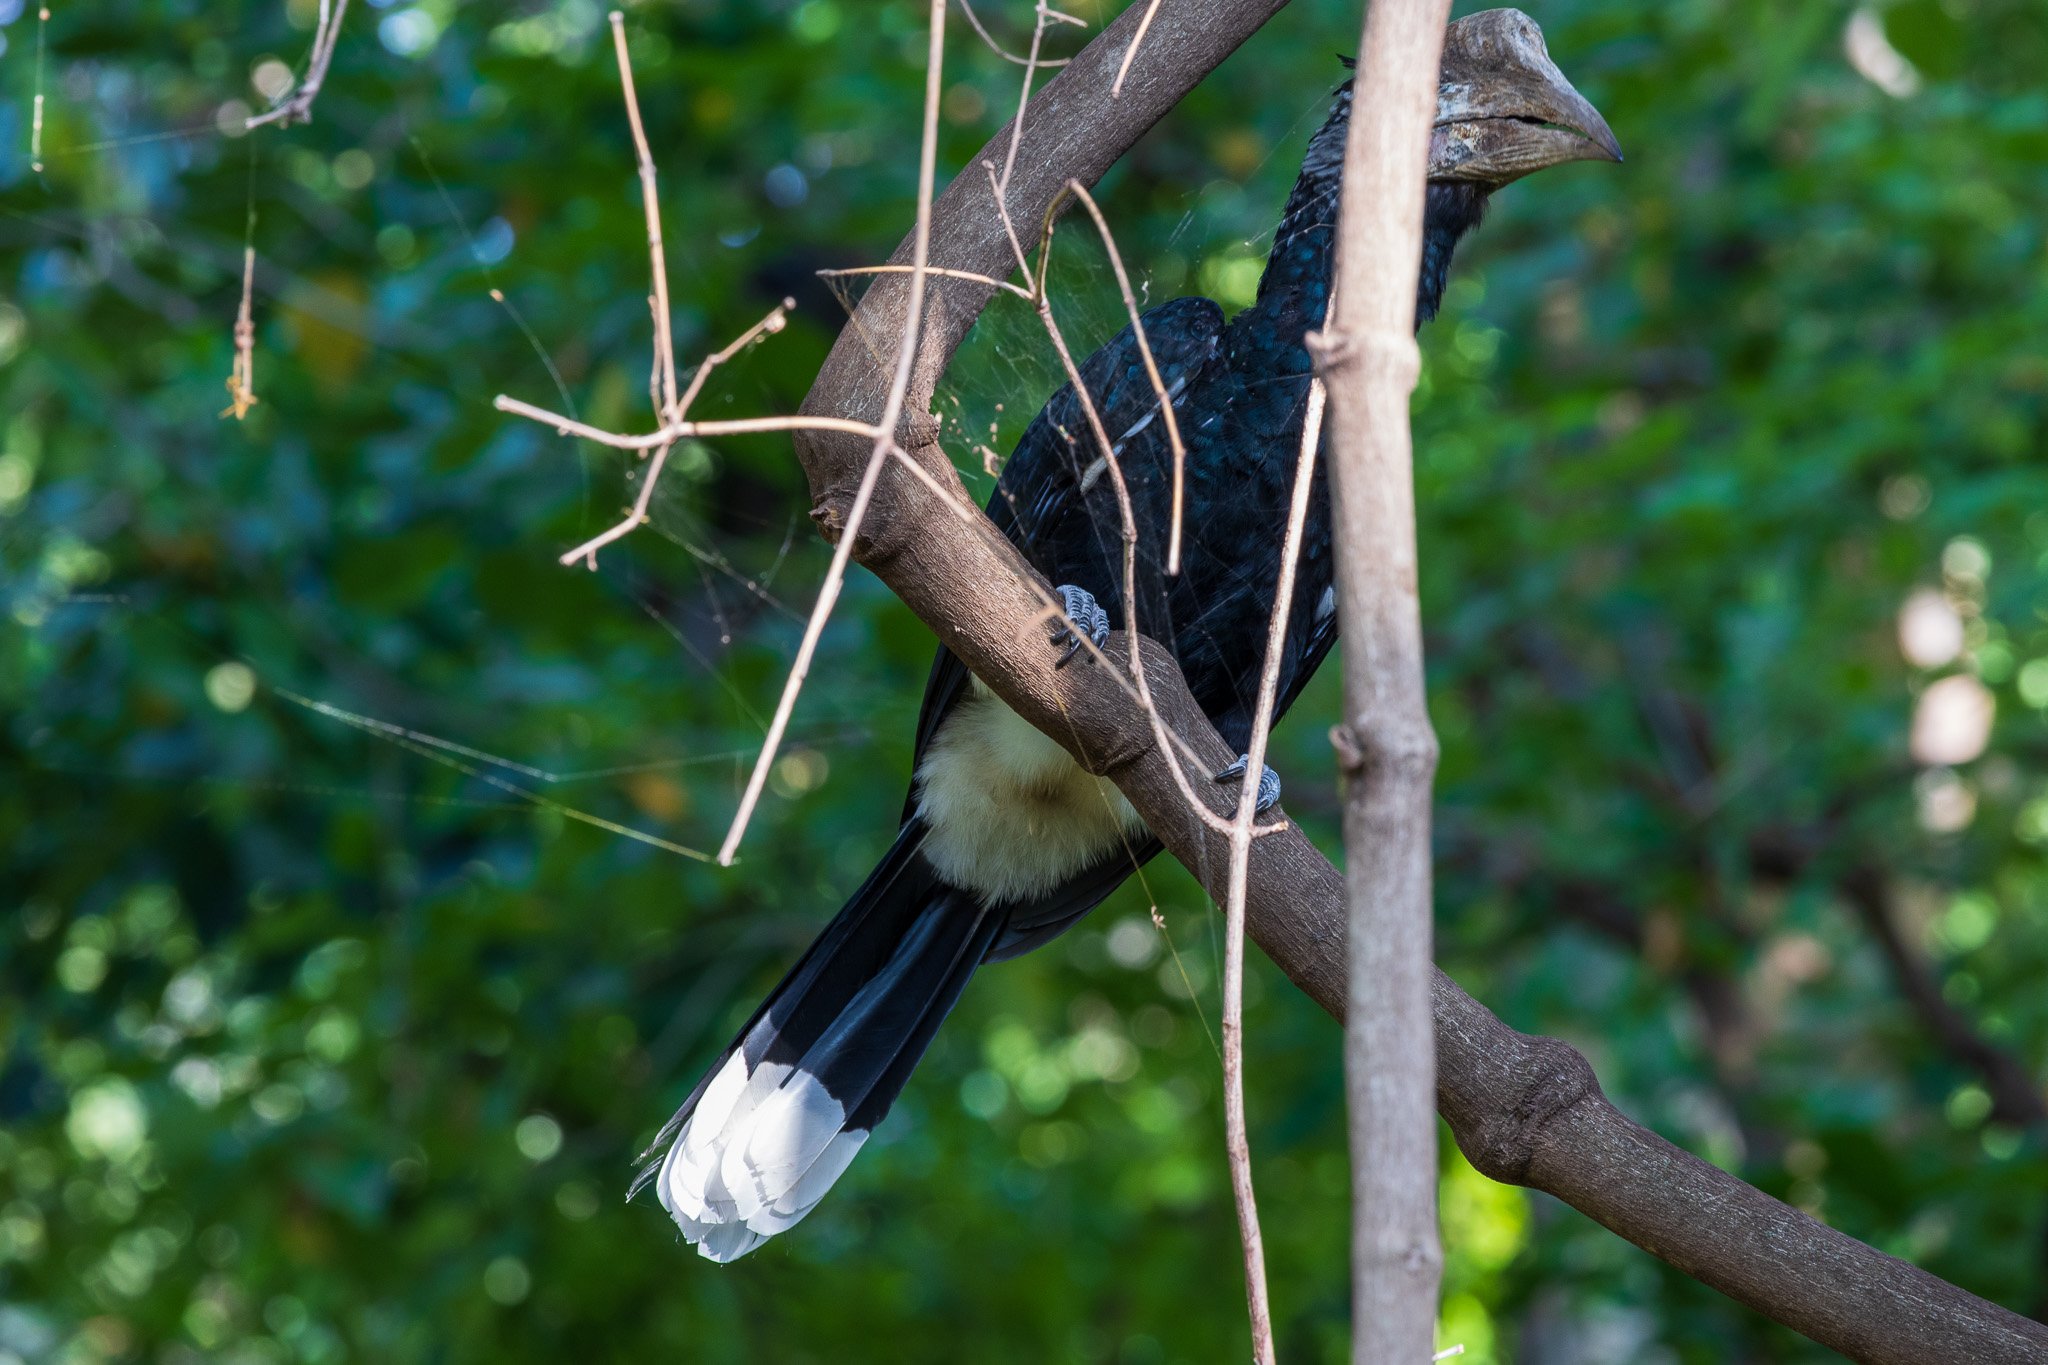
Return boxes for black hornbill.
[642,9,1620,1261]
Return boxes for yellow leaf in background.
[279,271,370,394]
[622,773,689,823]
[1440,1149,1528,1278]
[1210,127,1263,179]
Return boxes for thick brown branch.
[787,3,2048,1360]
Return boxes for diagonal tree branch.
[785,1,2048,1359]
[1839,865,2047,1131]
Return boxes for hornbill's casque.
[643,9,1621,1261]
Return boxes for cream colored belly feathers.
[914,678,1145,903]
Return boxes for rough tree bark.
[1317,1,1455,1359]
[785,1,2048,1359]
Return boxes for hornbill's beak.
[1429,8,1622,187]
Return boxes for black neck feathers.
[1256,82,1488,329]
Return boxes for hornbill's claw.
[1050,584,1111,668]
[1215,754,1282,814]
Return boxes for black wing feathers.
[904,296,1227,792]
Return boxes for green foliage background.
[4,0,2047,1360]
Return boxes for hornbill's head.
[1385,8,1620,320]
[1268,8,1620,319]
[1427,8,1622,187]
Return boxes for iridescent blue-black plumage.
[934,80,1489,760]
[894,78,1491,963]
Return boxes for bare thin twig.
[1065,182,1190,575]
[610,10,679,428]
[1227,377,1326,1365]
[1065,173,1282,1363]
[221,241,259,419]
[1110,0,1162,99]
[985,161,1038,291]
[817,263,1034,301]
[960,28,1249,841]
[998,4,1085,199]
[30,4,51,173]
[495,397,878,450]
[500,393,974,536]
[246,0,350,130]
[676,304,789,430]
[1011,185,1244,839]
[714,0,952,867]
[563,8,689,571]
[957,0,1072,68]
[984,90,1250,841]
[998,7,1049,204]
[882,438,983,521]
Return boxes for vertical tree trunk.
[1315,2,1452,1360]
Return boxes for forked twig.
[246,0,351,130]
[495,15,818,572]
[559,7,689,571]
[489,0,972,857]
[981,19,1181,803]
[957,0,1072,68]
[555,301,792,570]
[743,0,1233,864]
[500,392,971,530]
[981,26,1280,1344]
[999,4,1085,198]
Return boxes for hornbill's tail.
[633,822,999,1262]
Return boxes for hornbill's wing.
[985,294,1227,552]
[902,296,1227,818]
[1284,602,1339,717]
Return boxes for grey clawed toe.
[1214,754,1282,814]
[1051,584,1111,667]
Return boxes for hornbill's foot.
[1215,754,1282,814]
[1050,584,1111,668]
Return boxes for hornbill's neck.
[1256,82,1489,329]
